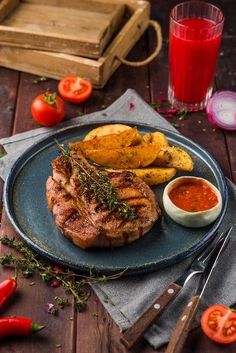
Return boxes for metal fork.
[120,227,232,349]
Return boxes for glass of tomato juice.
[168,1,224,111]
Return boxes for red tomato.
[31,92,65,126]
[201,304,236,344]
[58,76,93,103]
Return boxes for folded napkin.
[1,89,235,349]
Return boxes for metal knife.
[120,226,233,350]
[164,225,233,353]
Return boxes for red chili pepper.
[0,277,17,308]
[0,317,45,337]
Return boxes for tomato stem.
[43,92,58,106]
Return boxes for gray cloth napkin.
[0,89,235,349]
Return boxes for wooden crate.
[0,0,125,58]
[0,0,161,88]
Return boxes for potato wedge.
[83,124,131,141]
[152,146,193,171]
[83,143,160,169]
[126,167,176,185]
[143,131,169,147]
[69,127,142,152]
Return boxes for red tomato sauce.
[169,181,218,212]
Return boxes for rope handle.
[116,20,162,67]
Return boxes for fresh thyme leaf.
[77,111,84,117]
[54,296,69,309]
[0,145,7,158]
[33,76,48,84]
[57,142,136,221]
[163,38,169,46]
[172,123,180,128]
[151,103,161,110]
[176,109,188,120]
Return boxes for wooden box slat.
[0,0,125,58]
[0,0,150,88]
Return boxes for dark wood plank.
[215,36,236,183]
[0,67,19,219]
[226,131,236,183]
[0,224,76,349]
[0,67,19,138]
[0,211,76,353]
[77,292,127,353]
[0,71,77,352]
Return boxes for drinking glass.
[168,1,224,112]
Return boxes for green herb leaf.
[151,103,161,110]
[54,296,69,309]
[0,145,7,158]
[33,76,48,84]
[57,142,136,221]
[0,236,127,312]
[43,92,58,106]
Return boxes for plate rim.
[3,121,229,275]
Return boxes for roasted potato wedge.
[152,146,193,171]
[70,128,142,152]
[83,124,131,141]
[126,167,176,185]
[83,143,160,169]
[143,131,169,147]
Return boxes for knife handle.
[165,295,201,353]
[120,282,181,350]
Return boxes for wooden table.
[0,1,235,352]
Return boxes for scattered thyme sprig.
[33,76,48,84]
[56,141,136,221]
[0,236,127,311]
[0,144,7,158]
[151,98,188,122]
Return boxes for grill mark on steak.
[46,154,161,249]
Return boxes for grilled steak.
[46,152,160,249]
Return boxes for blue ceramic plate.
[4,122,228,275]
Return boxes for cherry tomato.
[58,76,93,103]
[31,92,65,126]
[201,304,236,344]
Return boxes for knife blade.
[164,225,233,353]
[120,227,230,349]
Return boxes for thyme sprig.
[57,142,136,221]
[33,76,48,84]
[0,236,127,311]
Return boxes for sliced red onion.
[206,91,236,130]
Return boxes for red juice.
[169,18,222,104]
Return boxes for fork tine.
[195,226,232,264]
